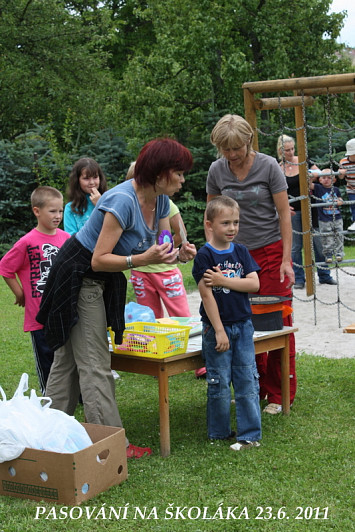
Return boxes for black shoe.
[293,283,304,289]
[209,431,236,441]
[320,278,337,285]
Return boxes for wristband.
[126,255,134,269]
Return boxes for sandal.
[263,403,282,414]
[126,443,152,459]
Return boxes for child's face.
[208,207,239,245]
[319,175,334,188]
[79,170,100,194]
[348,155,355,163]
[33,198,64,234]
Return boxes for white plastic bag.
[0,373,92,462]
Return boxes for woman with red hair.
[37,138,196,458]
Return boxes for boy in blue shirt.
[192,196,261,451]
[311,169,344,263]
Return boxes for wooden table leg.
[158,366,170,457]
[281,336,290,415]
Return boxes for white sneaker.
[347,221,355,232]
[111,370,120,380]
[263,402,282,414]
[230,440,260,451]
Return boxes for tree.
[115,0,351,150]
[0,0,114,140]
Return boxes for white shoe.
[230,440,260,451]
[263,402,282,414]
[111,370,120,380]
[347,221,355,232]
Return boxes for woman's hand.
[141,242,179,265]
[280,260,295,288]
[178,242,196,263]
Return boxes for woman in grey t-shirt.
[206,114,295,415]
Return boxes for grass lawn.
[0,250,354,531]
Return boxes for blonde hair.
[31,186,63,209]
[205,196,239,222]
[276,134,295,161]
[210,114,254,155]
[125,161,136,180]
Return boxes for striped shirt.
[339,157,355,193]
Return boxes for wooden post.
[243,88,259,151]
[242,73,355,294]
[294,96,314,296]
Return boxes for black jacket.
[36,236,126,351]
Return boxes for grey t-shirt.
[206,152,287,250]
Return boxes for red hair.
[134,138,193,187]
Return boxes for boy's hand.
[14,293,25,307]
[215,329,229,352]
[203,266,224,287]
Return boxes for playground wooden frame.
[242,73,355,295]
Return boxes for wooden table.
[111,326,297,457]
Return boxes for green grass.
[343,243,355,261]
[0,261,354,531]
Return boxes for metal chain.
[255,90,355,327]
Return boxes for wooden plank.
[254,96,314,110]
[343,324,355,333]
[242,73,355,93]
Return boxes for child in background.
[64,157,108,235]
[130,198,191,318]
[338,138,355,232]
[126,161,191,318]
[311,169,344,263]
[0,186,70,393]
[192,196,261,451]
[127,162,206,377]
[64,157,120,380]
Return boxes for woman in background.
[206,115,295,414]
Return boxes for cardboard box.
[0,423,127,505]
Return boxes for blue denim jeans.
[292,211,333,283]
[202,320,261,442]
[347,192,355,221]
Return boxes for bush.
[0,149,37,256]
[0,126,131,255]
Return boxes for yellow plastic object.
[156,317,179,325]
[108,322,191,358]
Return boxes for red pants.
[250,240,296,405]
[130,268,191,319]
